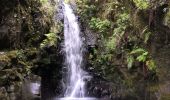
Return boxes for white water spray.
[63,3,86,98]
[55,1,96,100]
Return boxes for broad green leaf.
[127,55,134,69]
[130,48,145,54]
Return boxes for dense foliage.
[0,0,170,99]
[76,0,170,99]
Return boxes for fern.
[89,17,110,33]
[127,47,148,68]
[133,0,149,9]
[40,32,58,48]
[146,60,156,71]
[141,26,152,44]
[136,51,148,62]
[127,55,135,69]
[130,48,146,54]
[106,37,116,51]
[131,48,148,62]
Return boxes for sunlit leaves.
[40,32,58,48]
[106,12,130,51]
[133,0,149,9]
[127,48,148,69]
[127,47,156,71]
[136,51,148,62]
[130,48,148,63]
[130,48,146,54]
[89,18,110,33]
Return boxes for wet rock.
[0,87,9,100]
[86,76,113,99]
[21,74,41,100]
[84,28,97,47]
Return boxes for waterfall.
[55,1,96,100]
[63,3,86,97]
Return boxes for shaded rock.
[0,87,9,100]
[0,0,52,49]
[86,76,113,100]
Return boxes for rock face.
[0,0,52,49]
[35,46,64,100]
[21,74,41,100]
[0,0,55,99]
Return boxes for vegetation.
[89,18,110,33]
[133,0,149,9]
[0,0,170,99]
[40,32,58,48]
[77,0,170,99]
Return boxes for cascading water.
[63,3,85,97]
[57,2,96,100]
[53,0,98,99]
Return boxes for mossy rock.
[0,87,9,100]
[0,52,11,69]
[0,0,54,49]
[161,94,170,100]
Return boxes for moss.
[161,94,170,100]
[0,54,11,64]
[0,0,54,49]
[0,48,39,83]
[0,0,57,99]
[149,84,160,92]
[0,87,8,100]
[133,0,149,9]
[6,51,18,59]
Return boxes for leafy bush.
[130,48,148,62]
[133,0,149,9]
[106,37,116,51]
[77,0,97,20]
[106,12,130,51]
[89,17,110,33]
[127,47,156,71]
[40,32,58,48]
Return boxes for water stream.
[57,2,95,100]
[63,3,85,97]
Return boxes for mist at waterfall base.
[56,2,96,100]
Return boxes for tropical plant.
[127,47,156,71]
[89,17,110,33]
[133,0,149,9]
[106,12,130,51]
[40,32,58,48]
